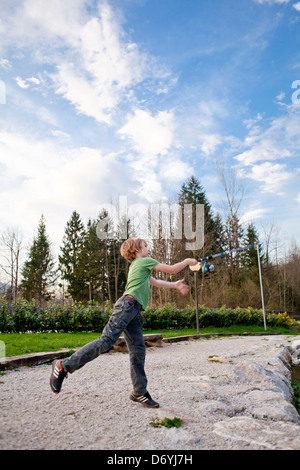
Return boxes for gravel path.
[0,335,299,450]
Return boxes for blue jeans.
[63,296,147,395]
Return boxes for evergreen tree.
[80,218,103,302]
[223,214,244,251]
[80,213,121,303]
[243,223,258,267]
[58,211,87,302]
[177,176,222,258]
[172,176,223,305]
[213,213,225,255]
[242,222,264,283]
[20,215,57,304]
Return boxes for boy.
[50,238,197,408]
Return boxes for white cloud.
[0,58,12,70]
[1,0,171,125]
[158,156,193,184]
[293,2,300,10]
[197,99,229,130]
[6,84,59,128]
[235,141,292,166]
[243,113,263,130]
[234,110,300,194]
[0,131,132,207]
[254,0,290,4]
[198,133,223,156]
[118,109,176,158]
[27,77,40,85]
[15,76,41,88]
[0,130,134,250]
[117,108,193,201]
[49,4,151,124]
[236,113,300,166]
[15,76,30,89]
[5,0,87,49]
[240,208,269,225]
[52,63,114,125]
[117,109,176,201]
[50,129,70,139]
[0,1,181,206]
[276,91,286,101]
[245,162,293,193]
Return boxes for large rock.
[233,360,293,399]
[213,416,300,450]
[288,339,300,365]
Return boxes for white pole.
[256,243,267,331]
[194,272,199,333]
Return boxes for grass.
[0,325,298,358]
[146,325,298,337]
[0,332,101,357]
[149,417,183,428]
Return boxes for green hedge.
[143,304,296,330]
[0,299,296,333]
[0,299,111,333]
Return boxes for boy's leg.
[61,297,140,374]
[124,315,159,408]
[123,314,147,395]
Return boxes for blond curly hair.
[120,238,146,263]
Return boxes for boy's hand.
[187,258,198,266]
[175,279,189,295]
[190,263,201,272]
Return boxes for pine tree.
[177,176,222,258]
[172,176,223,305]
[223,214,244,251]
[80,215,118,303]
[20,215,57,304]
[58,211,87,302]
[242,222,264,283]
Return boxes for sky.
[0,0,300,270]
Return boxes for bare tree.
[0,227,23,302]
[148,202,176,305]
[215,160,246,289]
[260,222,283,266]
[215,159,245,221]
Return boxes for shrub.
[0,298,11,333]
[0,298,297,333]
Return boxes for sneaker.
[50,360,68,394]
[130,391,159,408]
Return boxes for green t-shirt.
[123,257,159,310]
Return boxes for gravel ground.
[0,335,299,451]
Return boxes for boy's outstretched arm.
[150,258,198,295]
[150,277,189,295]
[153,258,198,275]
